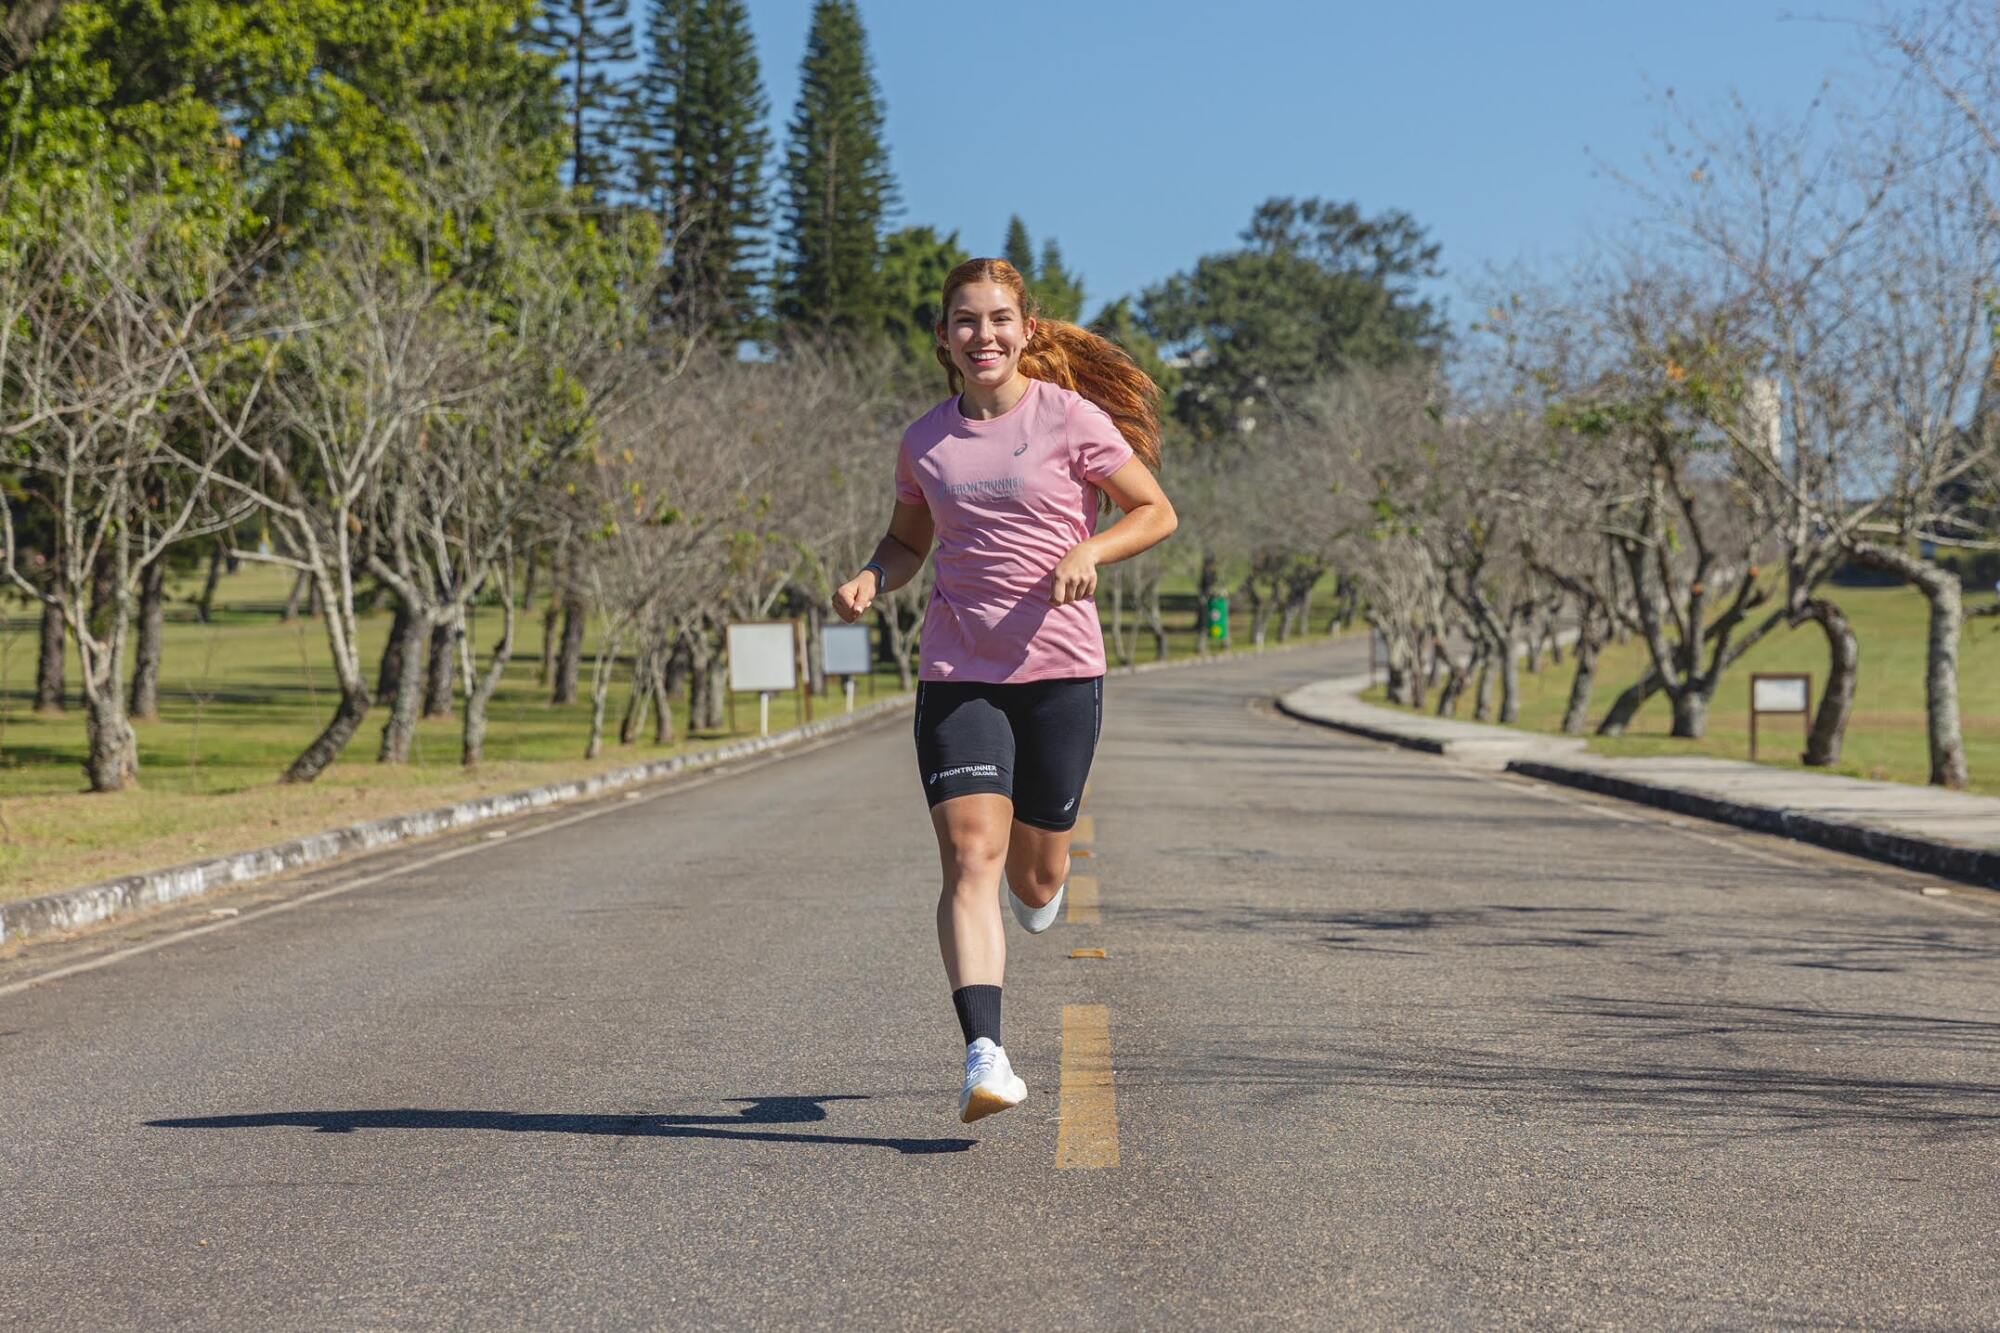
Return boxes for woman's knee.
[939,829,1008,884]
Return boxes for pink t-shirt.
[895,378,1134,683]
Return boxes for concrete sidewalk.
[1278,673,2000,891]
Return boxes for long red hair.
[935,258,1163,473]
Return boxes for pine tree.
[881,224,969,368]
[636,0,771,335]
[1002,215,1036,279]
[530,0,637,195]
[777,0,897,333]
[1035,236,1085,322]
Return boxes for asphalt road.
[4,642,1998,1330]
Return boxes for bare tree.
[0,191,261,790]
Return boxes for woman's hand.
[1050,544,1100,606]
[832,570,879,623]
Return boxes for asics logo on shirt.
[1013,442,1029,456]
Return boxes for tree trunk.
[520,547,539,613]
[651,647,675,745]
[1109,570,1128,666]
[285,684,372,783]
[1669,687,1708,739]
[197,543,224,624]
[376,606,428,764]
[422,618,456,718]
[1195,551,1217,655]
[552,596,585,704]
[584,640,619,759]
[703,653,727,730]
[1497,634,1520,724]
[463,594,517,770]
[1850,544,1967,787]
[1250,597,1273,648]
[1436,660,1468,717]
[805,603,826,695]
[84,685,139,792]
[538,602,559,684]
[665,633,689,699]
[1597,674,1650,736]
[1145,582,1169,660]
[1561,629,1604,736]
[280,569,309,622]
[1793,597,1859,768]
[1473,651,1495,722]
[879,598,914,690]
[35,595,65,713]
[128,555,166,721]
[1597,604,1788,736]
[688,630,716,732]
[620,644,653,745]
[377,602,417,702]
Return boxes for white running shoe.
[958,1038,1027,1123]
[1007,878,1065,934]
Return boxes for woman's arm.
[1050,459,1178,607]
[832,501,935,623]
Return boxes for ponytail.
[935,258,1163,474]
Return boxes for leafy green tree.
[1002,215,1036,277]
[635,0,772,337]
[880,224,969,372]
[1035,236,1085,322]
[1142,196,1445,440]
[1,1,561,242]
[1088,297,1180,399]
[777,0,897,334]
[531,0,637,194]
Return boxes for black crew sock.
[951,985,1003,1047]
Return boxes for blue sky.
[731,1,1876,319]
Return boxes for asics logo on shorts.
[929,763,1000,786]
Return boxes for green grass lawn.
[1364,584,2000,797]
[0,564,1337,900]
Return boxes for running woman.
[831,258,1176,1123]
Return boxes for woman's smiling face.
[940,281,1036,391]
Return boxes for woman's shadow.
[149,1096,976,1156]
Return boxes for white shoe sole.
[1009,880,1064,934]
[959,1077,1027,1124]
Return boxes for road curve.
[4,641,1997,1329]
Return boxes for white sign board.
[1752,676,1809,713]
[727,622,797,693]
[821,623,872,677]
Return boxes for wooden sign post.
[1749,672,1812,761]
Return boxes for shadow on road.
[147,1095,975,1156]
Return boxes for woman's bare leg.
[1005,821,1072,909]
[932,793,1014,988]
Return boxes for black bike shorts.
[913,676,1103,831]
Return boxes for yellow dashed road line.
[1067,874,1100,924]
[1071,814,1095,844]
[1057,1004,1120,1168]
